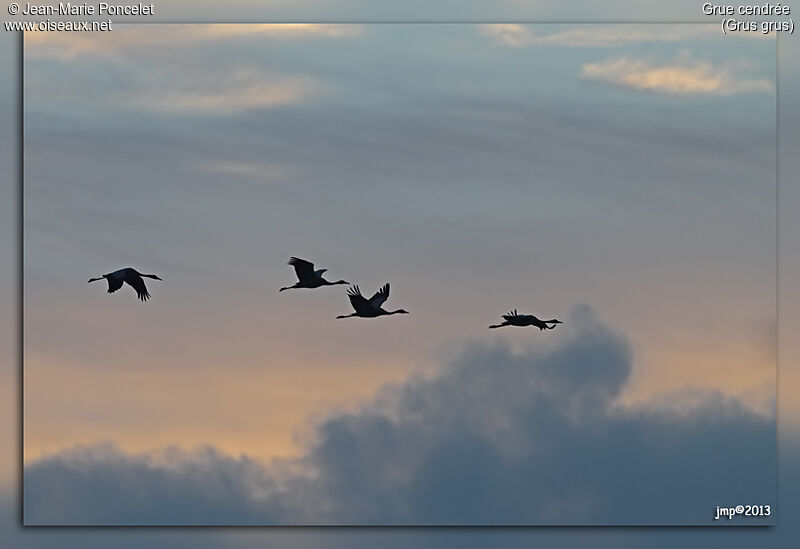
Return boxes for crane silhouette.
[336,283,409,319]
[88,267,163,302]
[489,309,562,331]
[280,257,349,292]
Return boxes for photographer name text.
[17,2,152,15]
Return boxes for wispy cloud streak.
[582,52,773,95]
[480,24,721,47]
[115,66,320,114]
[25,24,362,60]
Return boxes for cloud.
[479,24,723,48]
[196,160,293,179]
[114,66,320,114]
[202,23,362,39]
[24,24,362,61]
[581,52,774,95]
[24,305,775,525]
[11,432,800,547]
[24,443,284,525]
[25,26,330,115]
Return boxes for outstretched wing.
[125,275,151,301]
[369,283,390,309]
[106,276,124,294]
[288,257,316,283]
[346,285,374,314]
[502,309,520,322]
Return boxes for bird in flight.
[336,283,409,319]
[489,309,562,331]
[88,267,163,302]
[280,257,349,292]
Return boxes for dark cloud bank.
[24,305,774,525]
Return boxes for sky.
[0,0,796,538]
[19,20,780,525]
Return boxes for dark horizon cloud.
[24,305,775,525]
[7,455,799,549]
